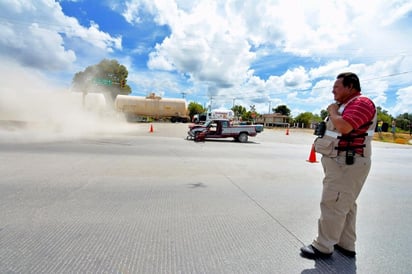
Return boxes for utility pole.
[181,92,186,99]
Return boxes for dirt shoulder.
[373,131,412,145]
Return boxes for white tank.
[115,93,189,122]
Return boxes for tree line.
[188,102,411,132]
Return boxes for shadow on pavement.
[301,254,357,274]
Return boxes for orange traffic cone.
[286,128,289,135]
[149,124,154,133]
[306,144,318,163]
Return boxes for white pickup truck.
[187,119,263,143]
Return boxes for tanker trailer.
[114,93,189,123]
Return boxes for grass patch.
[373,132,411,145]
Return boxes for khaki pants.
[312,154,371,253]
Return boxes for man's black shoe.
[300,245,332,259]
[334,244,356,257]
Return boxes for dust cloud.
[0,65,137,143]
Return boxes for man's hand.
[327,103,353,134]
[327,103,340,116]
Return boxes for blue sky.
[1,0,412,118]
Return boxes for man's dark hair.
[337,72,361,91]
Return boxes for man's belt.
[324,129,375,139]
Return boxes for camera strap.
[324,130,341,138]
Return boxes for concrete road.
[0,123,411,273]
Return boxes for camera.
[314,121,326,137]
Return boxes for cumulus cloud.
[392,86,412,115]
[1,0,411,117]
[0,0,121,71]
[121,0,412,114]
[146,1,255,89]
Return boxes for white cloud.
[380,1,412,26]
[0,0,121,71]
[309,60,350,80]
[124,1,411,105]
[392,86,412,115]
[1,0,411,118]
[282,67,310,89]
[144,1,255,89]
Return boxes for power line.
[362,70,412,82]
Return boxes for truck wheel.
[194,132,200,142]
[238,133,248,143]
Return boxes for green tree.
[376,106,392,125]
[273,105,291,116]
[320,109,328,120]
[238,105,259,122]
[71,59,131,102]
[232,105,247,119]
[242,111,253,122]
[294,112,321,128]
[188,102,206,119]
[395,112,412,131]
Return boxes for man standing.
[391,120,396,138]
[301,72,377,259]
[377,120,383,138]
